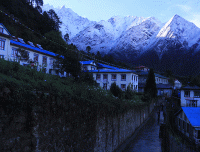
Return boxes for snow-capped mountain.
[152,14,200,55]
[42,4,200,59]
[42,4,96,39]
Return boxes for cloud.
[176,4,192,13]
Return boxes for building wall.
[93,73,138,91]
[0,36,10,59]
[181,90,200,107]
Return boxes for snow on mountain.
[156,14,200,47]
[151,14,200,55]
[70,15,162,53]
[110,17,162,54]
[42,4,200,59]
[42,4,96,39]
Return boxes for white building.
[0,23,67,77]
[80,60,138,91]
[180,86,200,107]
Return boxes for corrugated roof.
[181,85,200,90]
[97,63,121,70]
[80,60,95,65]
[135,71,167,79]
[85,69,137,73]
[10,40,59,57]
[182,107,200,127]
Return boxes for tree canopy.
[144,68,157,99]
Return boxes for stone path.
[124,107,164,152]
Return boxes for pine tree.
[144,68,157,99]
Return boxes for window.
[97,83,100,87]
[186,100,197,107]
[136,85,138,90]
[178,118,181,127]
[111,74,117,81]
[42,68,46,73]
[121,84,126,91]
[83,66,88,70]
[0,27,3,33]
[42,56,47,65]
[0,38,5,50]
[96,74,101,80]
[187,123,189,133]
[103,74,108,80]
[0,55,4,59]
[136,76,137,81]
[183,121,185,131]
[91,66,95,70]
[184,91,190,97]
[49,69,52,74]
[49,58,54,65]
[12,47,18,57]
[194,91,200,98]
[121,74,126,81]
[103,83,107,90]
[34,53,39,62]
[198,131,200,139]
[61,71,64,76]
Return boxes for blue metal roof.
[97,63,120,70]
[80,60,95,65]
[181,85,200,90]
[10,40,60,58]
[135,71,167,79]
[86,69,136,73]
[182,107,200,127]
[0,23,12,36]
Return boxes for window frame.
[103,74,108,80]
[96,74,101,80]
[184,90,190,97]
[0,27,3,33]
[0,38,6,50]
[121,84,126,91]
[42,56,47,65]
[34,53,39,62]
[111,74,117,81]
[194,91,200,98]
[121,74,126,81]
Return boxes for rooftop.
[182,107,200,127]
[181,85,200,90]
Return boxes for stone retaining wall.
[94,103,154,151]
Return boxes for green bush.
[110,82,122,98]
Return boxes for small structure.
[175,107,200,145]
[180,85,200,107]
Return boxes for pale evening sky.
[43,0,200,27]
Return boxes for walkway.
[123,107,164,152]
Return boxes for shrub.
[110,82,122,98]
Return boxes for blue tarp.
[182,107,200,127]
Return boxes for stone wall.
[94,103,154,151]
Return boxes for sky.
[43,0,200,27]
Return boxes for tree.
[86,46,91,54]
[47,9,62,31]
[64,33,69,43]
[56,45,81,79]
[144,68,157,99]
[110,82,122,98]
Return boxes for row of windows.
[83,66,96,70]
[11,48,55,65]
[184,90,200,98]
[156,78,168,83]
[96,74,138,81]
[97,83,138,91]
